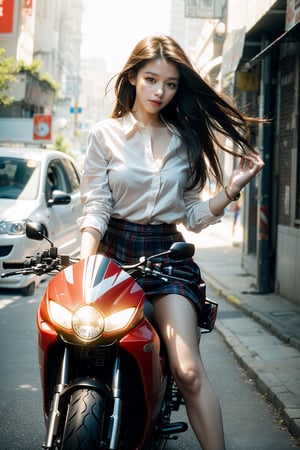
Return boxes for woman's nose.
[155,84,164,97]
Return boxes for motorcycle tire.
[60,388,105,450]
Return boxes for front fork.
[43,347,69,449]
[42,347,123,450]
[108,356,122,449]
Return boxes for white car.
[0,147,82,295]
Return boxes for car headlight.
[0,220,26,235]
[104,308,136,333]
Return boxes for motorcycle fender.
[59,377,112,403]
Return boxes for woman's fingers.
[230,152,265,190]
[239,152,265,173]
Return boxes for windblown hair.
[107,35,261,191]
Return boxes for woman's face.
[130,58,179,117]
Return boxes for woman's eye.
[168,82,178,89]
[146,77,155,83]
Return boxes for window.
[0,157,40,200]
[46,159,68,200]
[61,159,81,193]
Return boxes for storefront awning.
[246,21,300,68]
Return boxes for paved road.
[0,282,298,449]
[166,286,299,449]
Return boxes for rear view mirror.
[47,190,71,207]
[168,242,195,260]
[26,222,46,241]
[26,222,54,247]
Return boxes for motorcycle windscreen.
[45,254,144,313]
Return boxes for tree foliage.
[17,58,60,93]
[0,48,60,106]
[52,132,70,153]
[0,48,18,106]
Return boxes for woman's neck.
[130,110,163,128]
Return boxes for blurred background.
[0,0,300,307]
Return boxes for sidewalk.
[180,217,300,440]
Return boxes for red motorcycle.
[1,221,217,450]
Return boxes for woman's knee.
[172,362,204,394]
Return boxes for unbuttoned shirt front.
[77,112,222,238]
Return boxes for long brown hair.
[107,35,262,191]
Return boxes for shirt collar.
[121,112,145,137]
[121,111,179,140]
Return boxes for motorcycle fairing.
[120,319,168,445]
[37,255,148,414]
[38,254,145,328]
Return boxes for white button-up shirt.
[77,113,222,238]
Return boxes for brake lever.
[1,268,35,278]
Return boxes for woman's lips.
[149,99,162,107]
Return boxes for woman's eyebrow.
[144,70,179,81]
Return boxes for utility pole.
[256,51,272,294]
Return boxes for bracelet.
[224,186,240,202]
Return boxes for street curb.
[202,270,300,439]
[215,321,300,439]
[202,270,300,352]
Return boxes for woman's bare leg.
[153,294,225,450]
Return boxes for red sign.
[33,115,52,141]
[0,0,14,34]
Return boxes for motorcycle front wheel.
[60,388,105,450]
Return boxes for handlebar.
[1,245,195,284]
[1,249,75,279]
[3,261,29,269]
[1,222,196,283]
[162,266,195,281]
[124,262,195,284]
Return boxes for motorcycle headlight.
[49,301,137,342]
[49,301,72,329]
[104,307,136,333]
[0,220,26,235]
[73,306,104,341]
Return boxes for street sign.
[0,0,14,33]
[70,106,82,114]
[184,0,224,19]
[33,114,52,140]
[236,71,259,92]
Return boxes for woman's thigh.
[152,294,203,373]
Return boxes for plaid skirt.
[98,217,205,323]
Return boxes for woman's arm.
[77,124,113,258]
[80,227,101,259]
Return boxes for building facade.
[0,0,83,142]
[231,0,300,304]
[187,0,300,304]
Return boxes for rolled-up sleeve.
[183,188,223,232]
[76,126,113,237]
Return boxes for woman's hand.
[228,151,265,193]
[209,151,264,217]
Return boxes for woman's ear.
[128,71,136,86]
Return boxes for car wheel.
[21,282,35,296]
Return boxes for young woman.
[77,35,264,450]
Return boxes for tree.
[0,48,18,106]
[53,132,70,153]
